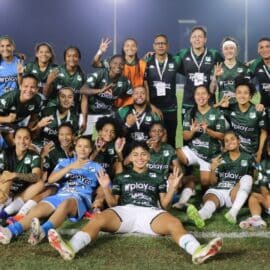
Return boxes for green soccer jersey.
[214,151,254,190]
[24,61,57,92]
[256,158,270,189]
[85,68,132,114]
[0,148,41,194]
[0,90,43,124]
[40,106,79,142]
[93,141,118,177]
[147,143,177,179]
[214,61,249,102]
[43,144,74,174]
[183,107,226,161]
[52,65,85,112]
[224,103,267,153]
[112,169,167,208]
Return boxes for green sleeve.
[173,48,189,74]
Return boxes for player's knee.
[167,216,183,232]
[239,175,252,193]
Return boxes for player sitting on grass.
[187,130,254,228]
[0,136,103,245]
[239,138,270,230]
[47,142,223,265]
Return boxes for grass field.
[0,89,266,270]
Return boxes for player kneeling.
[187,131,254,228]
[48,142,222,264]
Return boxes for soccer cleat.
[0,225,12,245]
[187,204,205,228]
[48,229,75,261]
[6,214,25,225]
[239,216,267,230]
[28,218,45,245]
[224,212,237,225]
[192,237,223,264]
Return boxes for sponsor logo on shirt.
[241,160,248,167]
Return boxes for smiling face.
[153,36,168,56]
[65,48,80,69]
[59,88,74,109]
[194,86,210,107]
[149,123,164,142]
[20,77,38,102]
[129,146,150,171]
[133,86,147,106]
[35,44,53,65]
[109,56,124,76]
[0,38,15,60]
[235,85,251,105]
[190,29,207,50]
[58,126,74,149]
[258,40,270,60]
[123,39,137,57]
[224,132,240,152]
[99,123,116,143]
[75,138,92,160]
[222,44,237,61]
[14,128,32,153]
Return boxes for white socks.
[69,231,91,253]
[4,197,24,215]
[178,188,193,205]
[179,234,200,255]
[199,201,217,220]
[17,200,37,215]
[228,175,252,218]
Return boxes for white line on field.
[58,229,270,238]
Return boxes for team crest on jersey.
[209,114,216,120]
[185,57,191,61]
[145,116,152,122]
[28,105,35,111]
[266,169,270,174]
[249,112,256,119]
[163,150,169,156]
[231,112,236,116]
[237,68,243,73]
[149,65,155,69]
[168,63,174,69]
[108,148,115,155]
[24,157,31,164]
[77,75,82,81]
[0,99,6,106]
[87,77,94,83]
[124,174,131,178]
[205,56,212,62]
[149,172,157,178]
[117,82,123,87]
[127,88,133,95]
[88,167,96,172]
[102,79,107,83]
[10,106,16,110]
[59,73,65,78]
[258,69,264,73]
[32,69,38,74]
[241,160,248,167]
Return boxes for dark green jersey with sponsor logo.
[40,106,79,142]
[174,48,223,106]
[85,68,132,114]
[116,104,161,143]
[223,103,266,153]
[256,158,270,189]
[93,141,118,177]
[147,143,177,179]
[213,61,249,103]
[183,107,226,161]
[24,61,57,92]
[214,151,254,190]
[112,169,166,208]
[52,65,85,112]
[248,58,270,106]
[43,144,74,175]
[0,148,41,194]
[0,90,43,124]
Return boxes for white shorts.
[181,146,211,171]
[79,114,108,135]
[110,204,166,236]
[205,188,233,208]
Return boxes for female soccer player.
[0,136,103,245]
[0,127,42,220]
[47,142,223,265]
[239,138,270,230]
[216,76,267,163]
[187,130,254,227]
[177,85,226,190]
[92,38,146,106]
[0,36,21,95]
[210,37,249,103]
